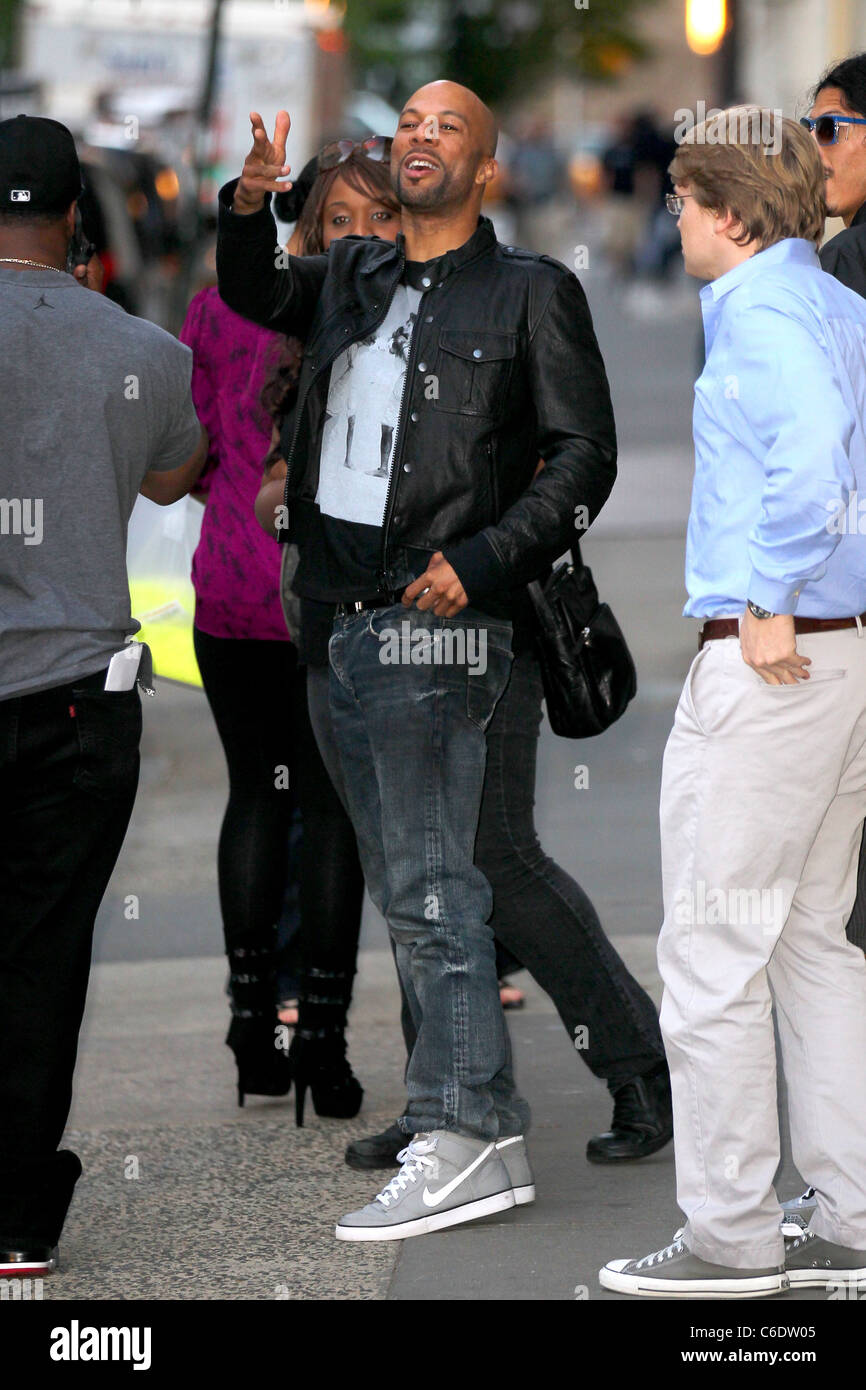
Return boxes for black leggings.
[193,628,364,979]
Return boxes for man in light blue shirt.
[600,108,866,1298]
[686,237,866,627]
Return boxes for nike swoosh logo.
[421,1142,495,1208]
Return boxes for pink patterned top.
[179,286,293,642]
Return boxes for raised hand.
[233,109,293,214]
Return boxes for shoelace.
[374,1138,438,1209]
[633,1228,685,1269]
[786,1229,816,1254]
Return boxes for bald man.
[217,81,618,1241]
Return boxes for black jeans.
[0,670,141,1246]
[308,647,665,1093]
[845,828,866,952]
[193,628,364,990]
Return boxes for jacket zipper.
[280,254,406,532]
[379,266,429,586]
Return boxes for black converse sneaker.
[784,1228,866,1289]
[600,1230,788,1298]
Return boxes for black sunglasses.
[800,114,866,146]
[318,136,392,171]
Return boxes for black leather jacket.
[216,180,617,603]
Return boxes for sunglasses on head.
[799,113,866,146]
[318,136,392,171]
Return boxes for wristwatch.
[747,600,776,620]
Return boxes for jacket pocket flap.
[438,329,517,362]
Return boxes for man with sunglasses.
[803,58,866,310]
[217,83,617,1241]
[800,59,866,958]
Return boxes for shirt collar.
[361,214,496,279]
[700,237,819,305]
[850,201,866,228]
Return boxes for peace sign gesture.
[233,109,293,214]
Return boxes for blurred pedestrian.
[602,109,866,1297]
[0,115,206,1278]
[220,80,620,1241]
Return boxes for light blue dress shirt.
[686,237,866,618]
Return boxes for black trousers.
[193,629,364,989]
[846,828,866,951]
[0,670,141,1246]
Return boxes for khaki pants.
[658,628,866,1267]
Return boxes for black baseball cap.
[0,114,83,214]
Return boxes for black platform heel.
[226,946,293,1107]
[290,967,363,1126]
[289,1030,363,1126]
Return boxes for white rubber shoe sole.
[599,1262,788,1299]
[335,1187,515,1242]
[787,1265,866,1289]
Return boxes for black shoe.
[289,1030,363,1127]
[0,1244,57,1276]
[345,1121,405,1171]
[586,1065,673,1164]
[226,1015,293,1108]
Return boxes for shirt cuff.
[441,532,508,605]
[217,178,274,232]
[746,570,804,615]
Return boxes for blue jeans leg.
[328,604,528,1141]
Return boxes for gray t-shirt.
[0,267,202,700]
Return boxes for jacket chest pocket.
[430,329,517,417]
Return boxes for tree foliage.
[343,0,659,108]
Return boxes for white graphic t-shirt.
[315,284,421,525]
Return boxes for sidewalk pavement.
[59,936,812,1302]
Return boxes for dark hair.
[294,147,399,256]
[261,148,400,422]
[0,204,71,228]
[813,55,866,118]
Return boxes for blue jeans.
[328,602,529,1141]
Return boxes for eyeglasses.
[799,114,866,146]
[665,192,695,216]
[318,136,392,170]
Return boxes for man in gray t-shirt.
[0,115,205,1278]
[0,261,202,698]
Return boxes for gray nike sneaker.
[335,1131,515,1242]
[599,1230,788,1298]
[496,1135,535,1206]
[785,1228,866,1289]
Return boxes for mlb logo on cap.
[10,189,31,201]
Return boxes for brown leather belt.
[699,614,866,650]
